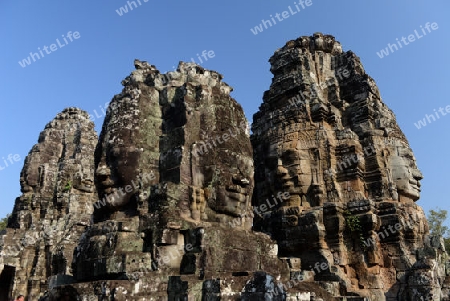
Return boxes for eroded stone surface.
[0,108,98,300]
[70,61,291,299]
[251,33,448,300]
[1,33,449,301]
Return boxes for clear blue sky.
[1,1,449,225]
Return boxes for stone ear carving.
[189,186,207,221]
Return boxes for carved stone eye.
[232,176,250,187]
[285,215,298,226]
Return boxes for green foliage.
[208,168,219,188]
[0,214,10,231]
[427,208,450,253]
[63,180,72,192]
[427,208,449,237]
[344,210,366,250]
[445,238,450,253]
[344,211,361,232]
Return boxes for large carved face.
[390,142,423,201]
[96,145,141,208]
[277,146,313,196]
[209,151,254,217]
[95,99,142,209]
[261,134,320,209]
[191,116,254,218]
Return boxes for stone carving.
[252,33,449,300]
[0,108,98,300]
[69,61,292,299]
[1,34,449,301]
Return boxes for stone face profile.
[0,34,449,301]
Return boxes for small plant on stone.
[344,210,366,250]
[208,168,220,188]
[63,180,72,192]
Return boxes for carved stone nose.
[277,165,288,177]
[240,178,250,186]
[412,169,423,181]
[95,165,111,177]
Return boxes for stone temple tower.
[251,33,448,300]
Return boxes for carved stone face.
[73,170,95,193]
[211,152,253,217]
[186,82,253,219]
[390,144,423,201]
[277,147,312,196]
[95,117,141,209]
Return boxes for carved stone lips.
[410,179,421,193]
[225,190,247,203]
